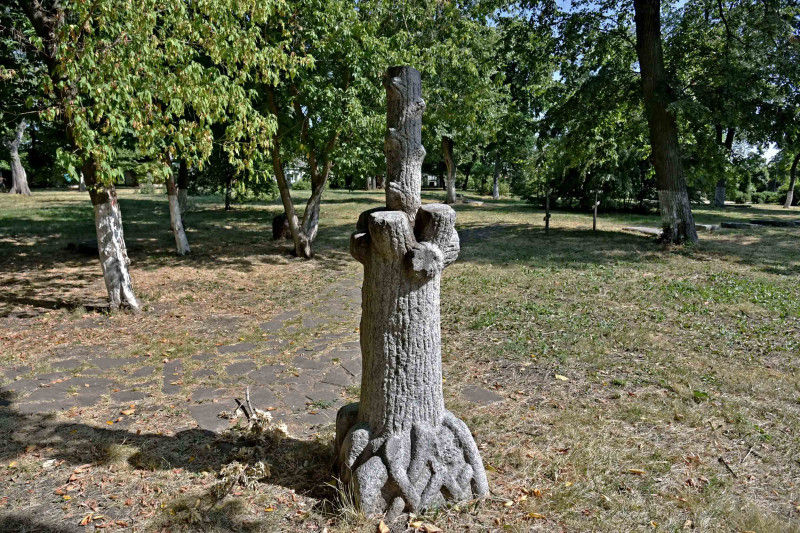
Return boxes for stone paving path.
[2,278,503,438]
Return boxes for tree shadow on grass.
[0,389,337,527]
[457,224,663,268]
[456,222,800,276]
[0,515,81,533]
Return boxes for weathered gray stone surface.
[721,221,757,229]
[622,226,663,237]
[333,66,488,518]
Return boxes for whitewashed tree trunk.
[93,192,140,311]
[334,66,488,519]
[442,136,457,204]
[8,120,31,196]
[84,161,140,311]
[166,173,190,255]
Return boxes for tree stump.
[334,66,488,518]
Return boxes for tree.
[633,0,697,243]
[14,0,298,309]
[7,119,30,195]
[666,0,795,207]
[264,0,382,258]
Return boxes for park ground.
[1,189,799,532]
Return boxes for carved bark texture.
[383,68,424,221]
[166,174,190,255]
[442,136,457,204]
[8,120,31,195]
[335,66,488,519]
[634,0,697,243]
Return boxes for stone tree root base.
[334,403,489,519]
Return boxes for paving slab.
[281,390,311,412]
[304,383,342,403]
[191,387,224,403]
[461,384,504,406]
[3,365,31,380]
[248,365,284,383]
[91,356,139,371]
[130,367,156,379]
[51,359,83,371]
[218,342,258,355]
[192,369,217,381]
[189,403,231,433]
[25,387,70,404]
[622,226,662,237]
[247,386,278,409]
[111,391,146,403]
[225,361,257,376]
[162,361,184,394]
[293,356,328,371]
[321,366,355,387]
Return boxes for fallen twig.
[718,456,737,478]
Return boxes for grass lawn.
[1,188,799,532]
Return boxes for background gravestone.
[333,66,489,518]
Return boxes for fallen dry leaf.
[377,520,390,533]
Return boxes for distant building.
[422,173,440,188]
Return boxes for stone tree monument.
[334,66,489,518]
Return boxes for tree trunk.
[224,174,232,211]
[784,152,800,208]
[633,0,697,243]
[713,128,734,207]
[442,136,457,204]
[269,145,311,258]
[544,188,551,234]
[334,66,488,519]
[84,160,140,312]
[713,178,726,207]
[300,180,325,246]
[461,161,473,191]
[177,158,189,213]
[8,119,31,196]
[492,155,500,200]
[165,167,190,255]
[78,172,87,192]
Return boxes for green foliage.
[7,0,306,190]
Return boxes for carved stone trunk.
[334,66,488,518]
